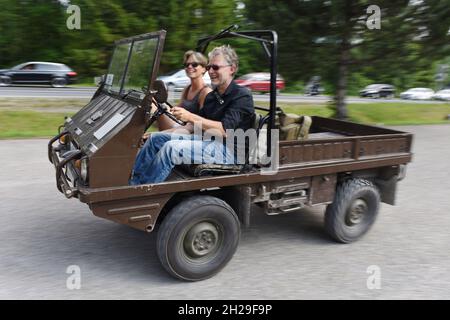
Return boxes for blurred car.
[432,89,450,101]
[157,69,211,91]
[360,84,395,98]
[0,62,77,87]
[235,72,285,93]
[304,83,324,95]
[400,88,435,100]
[304,75,324,95]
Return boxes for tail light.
[67,71,77,77]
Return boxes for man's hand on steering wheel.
[152,99,186,126]
[171,106,192,123]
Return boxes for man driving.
[129,45,255,184]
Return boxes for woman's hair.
[183,50,208,67]
[208,45,239,75]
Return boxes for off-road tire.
[157,195,240,281]
[325,179,380,243]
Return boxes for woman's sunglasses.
[206,64,231,71]
[184,62,202,68]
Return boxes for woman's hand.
[143,131,151,140]
[140,131,151,147]
[171,107,193,123]
[150,102,157,114]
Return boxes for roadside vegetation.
[280,103,450,126]
[1,98,449,139]
[1,1,448,120]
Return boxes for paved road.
[1,85,448,104]
[1,125,450,299]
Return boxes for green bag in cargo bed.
[279,113,312,140]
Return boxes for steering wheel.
[147,79,187,126]
[154,100,187,126]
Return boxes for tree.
[244,0,450,119]
[0,0,242,79]
[0,0,66,67]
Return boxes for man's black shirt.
[198,81,255,161]
[199,80,255,132]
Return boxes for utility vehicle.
[49,26,413,281]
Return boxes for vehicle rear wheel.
[0,76,12,86]
[324,179,380,243]
[51,77,67,88]
[157,195,240,281]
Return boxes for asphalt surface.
[0,85,448,104]
[1,124,450,299]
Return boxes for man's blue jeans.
[129,132,235,185]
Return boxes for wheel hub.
[346,199,368,226]
[184,222,219,258]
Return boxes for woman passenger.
[157,50,212,131]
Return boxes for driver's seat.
[179,113,267,177]
[180,163,246,177]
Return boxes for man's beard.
[211,77,227,91]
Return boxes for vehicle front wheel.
[51,77,67,88]
[324,179,380,243]
[157,195,240,281]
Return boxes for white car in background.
[400,88,435,100]
[157,69,211,92]
[432,89,450,101]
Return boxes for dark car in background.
[0,62,77,88]
[235,72,285,93]
[360,84,395,98]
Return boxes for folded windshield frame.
[102,31,166,101]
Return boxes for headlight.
[80,158,89,182]
[59,134,68,144]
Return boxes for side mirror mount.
[94,75,106,87]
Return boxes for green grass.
[346,103,450,125]
[0,111,74,138]
[0,98,88,110]
[275,103,334,118]
[1,101,450,139]
[276,102,450,125]
[68,83,97,88]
